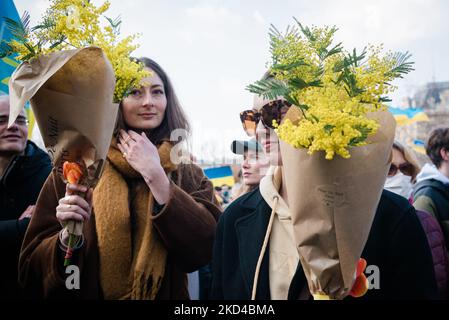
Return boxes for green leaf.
[32,16,56,32]
[343,76,365,97]
[297,104,310,111]
[351,48,364,67]
[269,23,299,61]
[122,77,138,100]
[284,94,300,106]
[36,37,47,52]
[268,24,283,40]
[333,47,367,73]
[289,78,322,90]
[333,48,368,98]
[293,17,316,42]
[246,78,290,100]
[3,11,31,42]
[0,41,14,58]
[310,114,320,123]
[307,79,323,87]
[21,52,35,61]
[272,60,308,72]
[323,42,343,60]
[385,51,414,79]
[49,36,66,49]
[379,96,392,103]
[105,15,122,35]
[1,11,37,61]
[314,64,325,78]
[349,125,372,145]
[324,124,335,134]
[288,77,308,89]
[23,41,35,54]
[284,94,309,119]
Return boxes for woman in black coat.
[210,95,438,300]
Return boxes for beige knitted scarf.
[93,138,176,300]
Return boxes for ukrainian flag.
[411,139,426,155]
[0,0,37,139]
[388,107,429,126]
[0,0,21,94]
[204,166,235,187]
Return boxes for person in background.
[214,186,224,207]
[199,138,268,300]
[230,138,269,199]
[384,140,421,201]
[385,141,449,298]
[220,184,232,207]
[0,95,52,299]
[414,128,449,254]
[412,128,449,298]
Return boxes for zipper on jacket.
[1,156,19,188]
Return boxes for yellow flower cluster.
[269,24,408,159]
[271,25,337,84]
[10,0,148,102]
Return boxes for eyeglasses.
[239,100,292,136]
[0,115,29,126]
[388,162,414,177]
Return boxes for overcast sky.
[13,0,449,162]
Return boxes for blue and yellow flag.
[0,0,21,94]
[388,106,429,126]
[411,139,426,155]
[0,1,37,139]
[204,166,235,187]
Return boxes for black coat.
[0,140,51,299]
[210,188,438,300]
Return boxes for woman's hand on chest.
[118,129,170,204]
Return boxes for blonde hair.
[392,140,421,183]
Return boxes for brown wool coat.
[18,163,221,299]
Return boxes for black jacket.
[414,179,449,249]
[210,188,438,300]
[0,140,51,299]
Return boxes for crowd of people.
[1,60,449,300]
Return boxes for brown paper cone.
[280,110,396,299]
[8,47,119,236]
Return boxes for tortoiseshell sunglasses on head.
[239,100,292,136]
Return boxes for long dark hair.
[114,57,190,146]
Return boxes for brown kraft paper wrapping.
[279,109,396,299]
[8,46,118,235]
